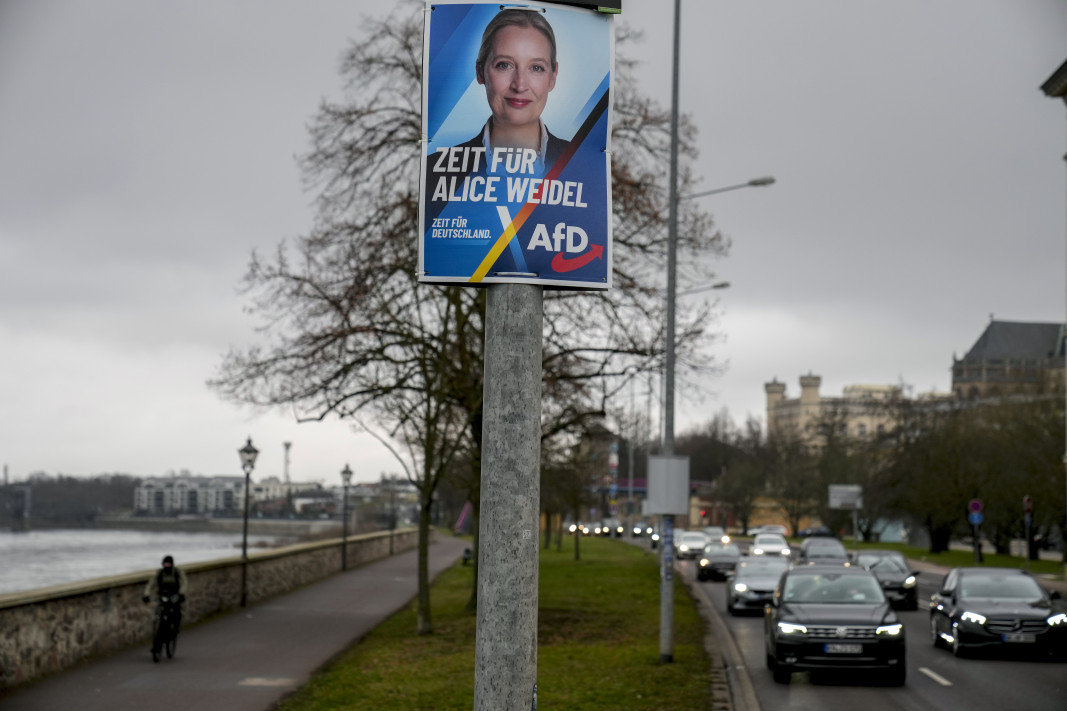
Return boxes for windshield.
[704,543,740,555]
[960,574,1044,601]
[737,559,789,576]
[755,534,786,546]
[783,573,886,604]
[680,533,706,545]
[806,543,847,558]
[857,554,908,572]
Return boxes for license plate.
[824,643,862,654]
[1002,633,1036,643]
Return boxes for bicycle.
[150,594,182,663]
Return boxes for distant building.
[952,319,1065,399]
[134,475,324,515]
[134,476,245,515]
[765,374,909,445]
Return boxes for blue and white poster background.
[419,1,613,289]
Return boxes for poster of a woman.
[419,1,614,289]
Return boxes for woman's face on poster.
[479,24,557,135]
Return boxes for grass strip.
[279,537,713,710]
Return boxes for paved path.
[1,536,468,711]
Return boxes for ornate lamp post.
[238,436,259,607]
[340,464,353,571]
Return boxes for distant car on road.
[751,533,791,558]
[727,556,790,615]
[675,531,709,560]
[749,524,789,537]
[930,567,1067,658]
[797,537,850,566]
[764,564,906,685]
[797,525,833,538]
[854,550,920,610]
[697,541,742,581]
[702,525,730,544]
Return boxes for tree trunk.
[416,496,433,635]
[465,504,480,613]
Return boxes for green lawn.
[278,537,713,711]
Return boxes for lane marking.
[918,667,953,686]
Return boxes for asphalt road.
[684,553,1067,711]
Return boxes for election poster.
[418,1,614,289]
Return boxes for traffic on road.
[629,531,1066,711]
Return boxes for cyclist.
[143,555,188,661]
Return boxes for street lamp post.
[237,437,259,608]
[340,464,353,571]
[1041,57,1067,579]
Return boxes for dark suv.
[765,564,906,685]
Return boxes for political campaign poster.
[419,1,614,289]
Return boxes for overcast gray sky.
[2,1,1065,485]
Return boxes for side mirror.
[1049,590,1061,601]
[912,571,922,577]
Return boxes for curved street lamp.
[340,464,353,571]
[238,437,258,607]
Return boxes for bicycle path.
[1,535,468,711]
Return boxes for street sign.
[968,498,983,513]
[829,484,863,510]
[968,511,984,526]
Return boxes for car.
[675,531,709,559]
[764,564,906,685]
[697,541,742,581]
[726,556,791,615]
[929,567,1067,658]
[854,550,920,610]
[750,524,789,536]
[751,533,791,558]
[632,521,650,537]
[797,525,834,538]
[797,537,850,566]
[703,525,730,544]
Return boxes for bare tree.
[210,3,726,633]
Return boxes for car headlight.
[780,548,791,556]
[876,623,903,636]
[733,582,749,593]
[699,558,710,567]
[617,526,624,533]
[777,621,807,635]
[753,548,765,555]
[1047,613,1067,626]
[634,526,642,535]
[721,535,731,544]
[646,527,653,534]
[960,611,987,625]
[679,544,689,552]
[651,533,660,541]
[902,575,917,588]
[569,524,577,533]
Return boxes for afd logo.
[525,222,603,273]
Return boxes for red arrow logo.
[551,244,604,273]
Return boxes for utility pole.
[474,283,543,711]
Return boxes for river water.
[0,529,279,595]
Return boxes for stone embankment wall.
[0,528,419,692]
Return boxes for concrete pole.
[474,283,543,711]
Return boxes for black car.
[727,556,790,615]
[855,550,920,610]
[797,537,851,566]
[697,541,742,581]
[929,566,1066,658]
[764,565,906,685]
[798,526,834,538]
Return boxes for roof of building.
[961,320,1064,362]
